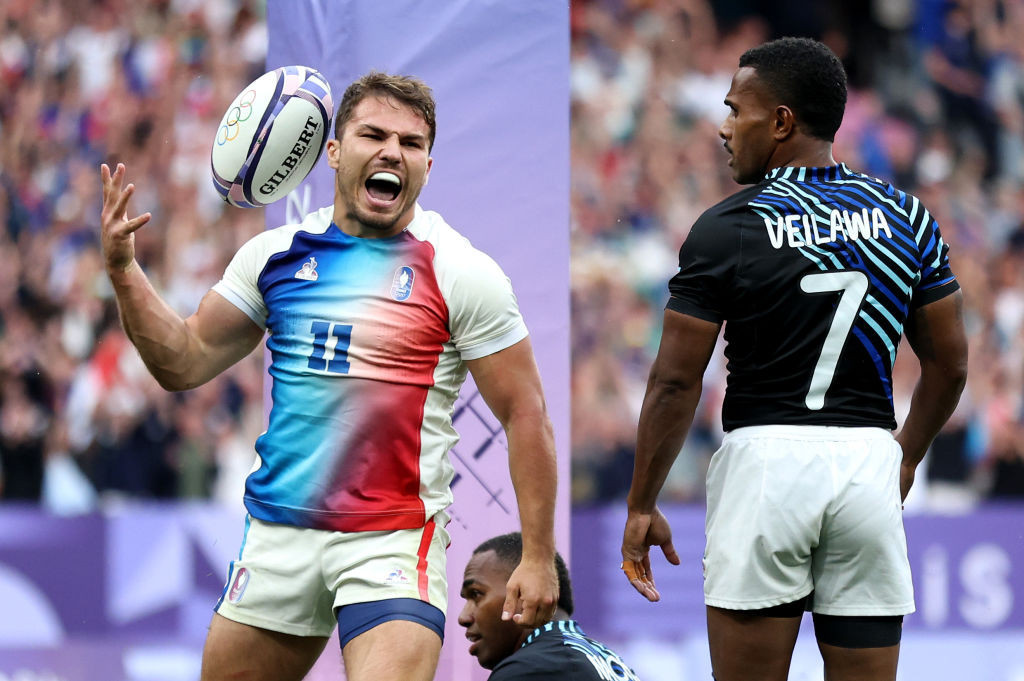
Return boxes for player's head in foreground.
[720,36,848,184]
[459,532,574,670]
[327,71,436,237]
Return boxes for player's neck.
[332,201,412,239]
[767,140,836,173]
[516,609,573,647]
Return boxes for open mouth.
[365,171,402,203]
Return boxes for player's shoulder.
[406,205,505,271]
[489,640,565,680]
[697,182,772,226]
[683,183,767,246]
[266,204,334,240]
[406,205,474,252]
[239,205,334,256]
[830,164,925,218]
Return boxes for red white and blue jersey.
[212,205,527,532]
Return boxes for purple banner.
[0,503,244,680]
[906,508,1024,630]
[1,505,1023,679]
[572,504,1024,637]
[263,2,569,679]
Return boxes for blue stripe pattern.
[755,164,954,399]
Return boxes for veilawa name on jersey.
[763,208,892,250]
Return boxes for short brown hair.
[333,71,436,149]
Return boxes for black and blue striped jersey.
[668,163,959,431]
[488,620,641,681]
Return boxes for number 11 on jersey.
[308,321,353,374]
[800,271,868,410]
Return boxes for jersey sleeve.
[211,231,271,329]
[912,215,960,308]
[441,247,528,361]
[666,210,737,322]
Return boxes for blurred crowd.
[571,0,1024,511]
[2,0,1022,514]
[0,0,268,512]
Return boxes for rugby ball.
[211,65,333,208]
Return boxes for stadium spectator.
[569,0,1021,510]
[0,0,267,504]
[2,0,1024,512]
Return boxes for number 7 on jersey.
[800,271,868,410]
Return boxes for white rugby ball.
[211,65,333,208]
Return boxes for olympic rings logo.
[216,89,257,145]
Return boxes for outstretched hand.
[502,557,559,629]
[621,507,679,602]
[100,163,151,273]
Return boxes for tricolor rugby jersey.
[668,164,959,431]
[212,205,527,531]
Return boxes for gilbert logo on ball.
[211,65,333,208]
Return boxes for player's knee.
[812,613,903,648]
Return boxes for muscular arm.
[466,336,558,628]
[111,271,264,390]
[896,290,969,500]
[101,163,264,391]
[622,309,720,601]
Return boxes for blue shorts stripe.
[336,598,445,648]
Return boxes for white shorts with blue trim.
[703,425,914,616]
[215,513,450,637]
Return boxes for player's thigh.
[814,613,902,681]
[341,619,442,681]
[200,612,328,681]
[817,642,899,681]
[707,605,802,681]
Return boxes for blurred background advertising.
[1,0,1023,679]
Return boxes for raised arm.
[100,163,264,391]
[896,290,968,500]
[466,336,558,629]
[622,308,720,601]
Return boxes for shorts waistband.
[723,425,894,443]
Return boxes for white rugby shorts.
[215,513,450,637]
[703,425,914,616]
